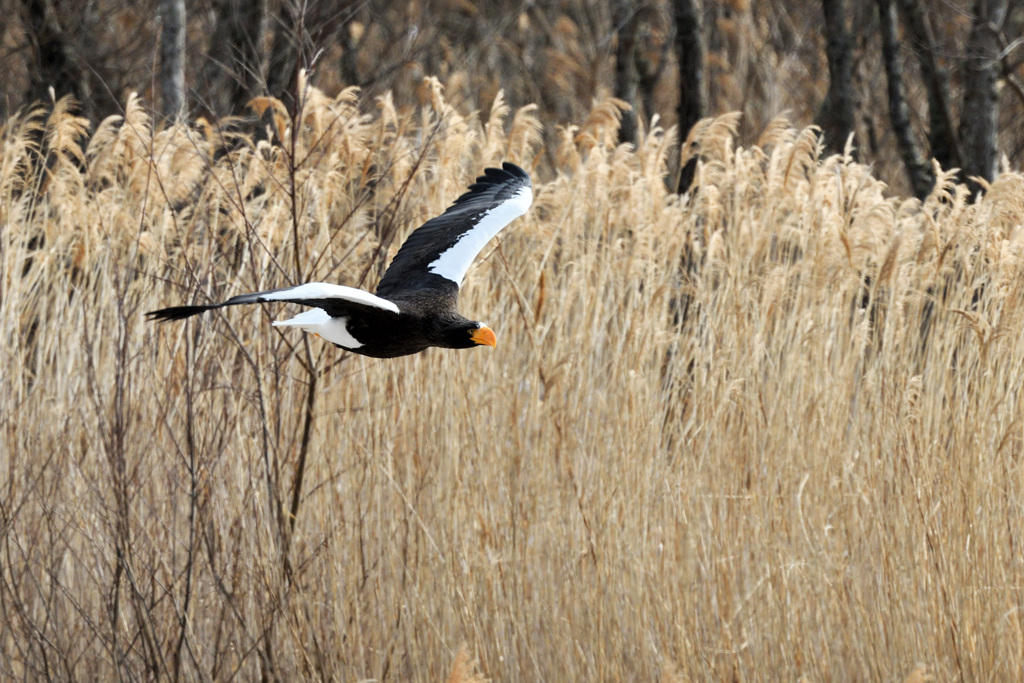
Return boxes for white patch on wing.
[428,185,533,286]
[272,308,363,348]
[260,283,399,313]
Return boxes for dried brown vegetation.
[2,80,1024,680]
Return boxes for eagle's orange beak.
[470,325,497,348]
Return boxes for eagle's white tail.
[272,309,362,349]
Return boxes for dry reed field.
[3,80,1024,681]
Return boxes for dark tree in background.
[875,0,1011,196]
[158,0,186,120]
[877,0,932,198]
[613,0,640,145]
[898,0,961,173]
[672,0,705,192]
[672,0,705,139]
[818,0,857,154]
[960,0,1010,186]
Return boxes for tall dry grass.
[2,79,1024,681]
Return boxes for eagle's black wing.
[375,162,532,299]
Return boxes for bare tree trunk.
[817,0,857,154]
[613,0,639,145]
[158,0,186,120]
[877,0,932,198]
[897,0,961,171]
[960,0,1008,188]
[672,0,705,137]
[672,0,705,193]
[204,0,268,115]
